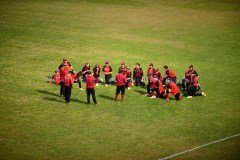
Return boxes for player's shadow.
[99,94,113,101]
[36,89,59,97]
[43,97,63,103]
[71,98,88,104]
[134,89,145,95]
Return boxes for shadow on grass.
[134,89,146,95]
[36,89,59,97]
[43,97,63,103]
[71,98,88,104]
[99,94,113,101]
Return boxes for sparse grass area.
[0,0,240,159]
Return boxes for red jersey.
[86,75,95,88]
[166,69,176,78]
[150,77,157,89]
[190,76,198,87]
[157,80,165,93]
[133,67,143,79]
[60,66,68,81]
[64,74,74,87]
[53,72,61,85]
[168,81,180,95]
[102,65,112,75]
[147,67,156,77]
[115,73,127,86]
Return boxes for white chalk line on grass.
[159,133,240,160]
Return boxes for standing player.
[102,61,113,87]
[133,63,143,86]
[85,72,97,105]
[146,63,156,96]
[114,70,127,102]
[93,64,101,86]
[64,72,74,104]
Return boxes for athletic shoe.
[150,96,156,99]
[79,88,84,91]
[145,94,149,97]
[187,96,193,99]
[166,98,170,101]
[127,87,131,90]
[96,83,99,86]
[202,92,206,96]
[105,84,108,87]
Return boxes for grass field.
[0,0,240,159]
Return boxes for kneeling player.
[166,79,181,101]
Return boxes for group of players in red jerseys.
[51,58,206,104]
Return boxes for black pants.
[60,81,65,96]
[105,75,111,84]
[116,85,125,95]
[187,86,197,96]
[147,81,150,94]
[135,77,142,86]
[87,88,97,104]
[65,86,72,103]
[174,92,181,100]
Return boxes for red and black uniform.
[147,67,156,94]
[166,81,181,100]
[119,66,127,77]
[86,74,97,104]
[114,72,127,101]
[93,66,101,83]
[64,73,74,103]
[59,65,68,96]
[58,62,71,70]
[102,65,112,85]
[187,75,199,96]
[165,68,177,83]
[182,69,198,88]
[133,67,143,86]
[157,80,165,98]
[126,68,132,88]
[82,65,91,80]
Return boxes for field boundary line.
[158,133,240,160]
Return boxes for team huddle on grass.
[49,58,206,104]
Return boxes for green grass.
[0,0,240,159]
